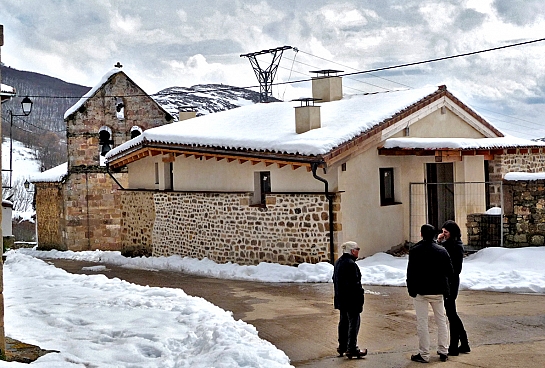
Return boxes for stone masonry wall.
[488,152,545,206]
[120,190,155,256]
[466,213,502,250]
[35,182,64,250]
[58,71,167,252]
[502,179,545,248]
[148,192,337,266]
[62,172,127,251]
[66,72,171,168]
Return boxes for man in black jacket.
[333,241,367,359]
[407,224,453,363]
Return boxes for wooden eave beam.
[378,148,435,156]
[109,146,316,170]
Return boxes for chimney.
[178,106,197,121]
[310,69,343,102]
[293,98,321,134]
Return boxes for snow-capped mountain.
[152,84,280,120]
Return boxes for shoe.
[336,347,345,357]
[448,347,459,356]
[345,348,367,359]
[438,352,448,362]
[410,353,429,363]
[458,344,471,354]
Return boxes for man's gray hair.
[341,241,359,254]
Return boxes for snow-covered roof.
[382,137,545,150]
[29,162,67,183]
[1,83,16,101]
[1,83,15,95]
[504,172,545,181]
[108,86,444,159]
[64,69,122,119]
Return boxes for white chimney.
[178,106,197,121]
[293,98,321,134]
[310,69,343,102]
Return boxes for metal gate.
[409,182,503,249]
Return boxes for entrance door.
[426,163,455,230]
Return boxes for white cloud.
[2,0,545,139]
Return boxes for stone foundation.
[120,190,155,256]
[121,190,338,265]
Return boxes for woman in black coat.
[438,220,471,355]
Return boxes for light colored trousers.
[413,294,449,360]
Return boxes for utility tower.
[240,46,295,102]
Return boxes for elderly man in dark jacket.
[407,224,453,363]
[333,241,367,359]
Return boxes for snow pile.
[17,248,334,283]
[504,171,545,181]
[2,252,293,368]
[17,246,545,294]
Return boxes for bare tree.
[2,177,34,212]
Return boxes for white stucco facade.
[128,154,338,193]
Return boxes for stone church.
[31,65,173,253]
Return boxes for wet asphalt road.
[48,259,545,367]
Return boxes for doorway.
[426,163,455,230]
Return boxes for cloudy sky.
[1,0,545,139]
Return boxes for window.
[130,126,142,139]
[164,162,173,190]
[154,163,159,185]
[98,126,113,166]
[251,171,271,206]
[380,168,396,206]
[116,98,125,120]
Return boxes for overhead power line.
[295,50,412,89]
[18,37,545,99]
[270,37,545,88]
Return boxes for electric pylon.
[240,46,295,102]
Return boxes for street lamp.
[8,96,33,188]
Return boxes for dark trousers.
[338,310,361,352]
[444,292,468,349]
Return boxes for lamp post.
[8,96,33,188]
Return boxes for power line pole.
[240,46,295,102]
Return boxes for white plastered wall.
[338,105,490,256]
[127,154,338,192]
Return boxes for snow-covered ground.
[1,246,544,367]
[1,138,41,218]
[1,138,41,184]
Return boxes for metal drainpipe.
[311,162,335,264]
[106,162,125,190]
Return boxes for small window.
[130,126,142,139]
[98,126,113,166]
[164,162,173,190]
[251,171,271,206]
[116,98,125,120]
[154,163,159,185]
[380,168,397,206]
